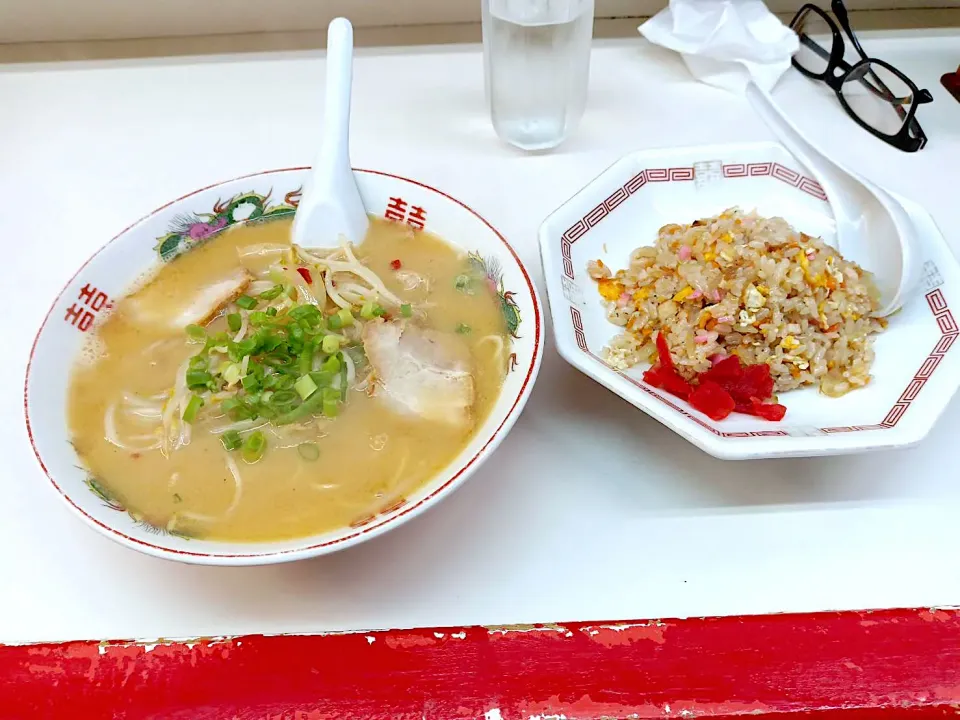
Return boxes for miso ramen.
[68,217,510,541]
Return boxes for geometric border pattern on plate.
[570,288,956,438]
[561,164,956,438]
[560,163,827,280]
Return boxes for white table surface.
[2,30,960,645]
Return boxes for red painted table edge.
[4,606,960,718]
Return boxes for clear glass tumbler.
[482,0,594,151]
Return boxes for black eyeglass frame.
[790,0,933,152]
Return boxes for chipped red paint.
[4,608,960,718]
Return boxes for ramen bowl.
[539,142,960,459]
[25,168,543,564]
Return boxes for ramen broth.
[68,217,509,541]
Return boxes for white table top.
[3,30,960,645]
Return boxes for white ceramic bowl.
[25,168,544,564]
[540,142,960,459]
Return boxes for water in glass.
[482,0,594,151]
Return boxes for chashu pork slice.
[124,267,252,331]
[362,320,476,427]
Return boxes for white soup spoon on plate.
[745,80,920,317]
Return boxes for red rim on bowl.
[24,168,543,562]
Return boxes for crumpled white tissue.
[639,0,799,93]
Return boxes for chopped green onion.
[241,373,260,392]
[455,274,472,293]
[400,303,413,318]
[322,398,340,417]
[297,442,320,461]
[339,353,348,401]
[258,284,284,301]
[289,324,304,342]
[226,313,242,332]
[236,338,257,356]
[185,369,213,389]
[185,324,207,341]
[309,370,336,387]
[222,398,256,421]
[289,305,322,323]
[294,374,318,400]
[223,363,242,386]
[189,354,208,370]
[337,308,354,327]
[241,430,266,464]
[220,430,242,451]
[360,301,377,320]
[248,311,269,326]
[456,323,472,334]
[299,346,314,374]
[259,332,282,352]
[373,305,386,317]
[328,313,344,330]
[321,334,341,355]
[239,405,259,422]
[236,295,257,310]
[220,397,242,413]
[275,386,325,425]
[322,354,341,373]
[269,389,298,409]
[182,394,204,423]
[266,307,278,317]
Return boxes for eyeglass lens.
[841,62,915,136]
[793,7,833,77]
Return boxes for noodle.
[171,455,244,528]
[342,350,356,386]
[289,270,320,306]
[322,267,352,310]
[477,334,505,363]
[104,402,163,451]
[70,215,509,542]
[295,242,403,307]
[238,244,287,261]
[232,310,249,343]
[209,419,268,435]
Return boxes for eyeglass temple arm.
[831,0,868,62]
[799,34,831,64]
[796,32,897,104]
[830,0,908,120]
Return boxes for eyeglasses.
[789,0,933,153]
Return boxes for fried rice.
[588,208,886,397]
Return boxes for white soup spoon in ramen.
[292,17,369,250]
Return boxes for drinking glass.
[482,0,594,151]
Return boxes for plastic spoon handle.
[317,18,353,180]
[291,17,368,249]
[745,81,911,316]
[744,82,853,228]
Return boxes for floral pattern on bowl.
[26,168,544,563]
